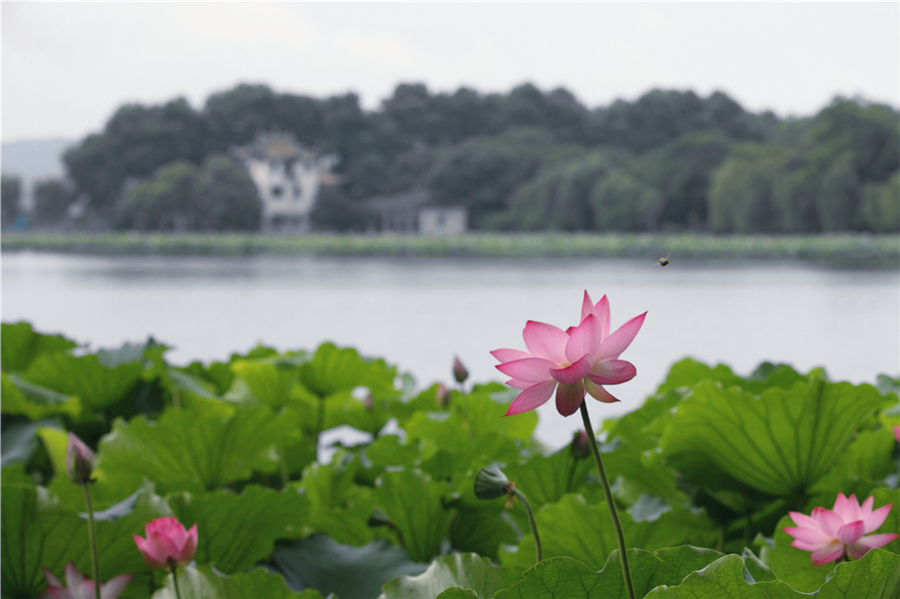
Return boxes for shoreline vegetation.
[2,231,898,267]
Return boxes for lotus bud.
[474,463,513,500]
[363,394,375,411]
[435,383,451,408]
[570,429,591,460]
[65,433,95,485]
[452,356,469,384]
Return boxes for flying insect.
[658,254,670,266]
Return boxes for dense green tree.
[590,169,664,231]
[630,132,731,230]
[116,161,200,231]
[192,155,262,231]
[708,144,790,233]
[64,98,206,214]
[498,150,624,231]
[1,175,22,228]
[859,172,900,232]
[32,178,78,227]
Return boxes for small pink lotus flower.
[784,493,897,565]
[492,291,646,417]
[41,562,131,599]
[133,516,198,569]
[452,356,469,384]
[65,433,95,485]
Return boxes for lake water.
[3,251,898,449]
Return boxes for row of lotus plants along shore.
[2,290,898,598]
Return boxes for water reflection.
[3,251,898,448]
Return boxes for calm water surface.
[3,251,898,448]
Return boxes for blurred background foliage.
[4,83,897,233]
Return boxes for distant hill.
[1,138,74,179]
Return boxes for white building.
[367,188,468,235]
[232,132,338,232]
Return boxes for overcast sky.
[2,2,898,144]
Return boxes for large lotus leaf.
[167,485,309,574]
[757,514,833,593]
[180,360,235,396]
[450,388,538,444]
[380,553,520,599]
[374,468,454,563]
[655,358,745,395]
[502,494,716,572]
[230,359,297,410]
[296,460,377,546]
[152,564,324,599]
[272,534,427,599]
[1,482,44,597]
[502,445,594,510]
[448,507,518,561]
[601,388,685,453]
[299,343,397,398]
[600,441,685,506]
[1,321,77,373]
[495,547,724,599]
[23,351,143,411]
[810,427,898,495]
[98,405,298,491]
[39,484,169,595]
[405,412,520,477]
[321,389,395,436]
[660,377,890,496]
[645,549,900,598]
[1,419,42,467]
[1,373,82,420]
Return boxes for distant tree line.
[6,82,898,233]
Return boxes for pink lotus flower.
[41,563,131,599]
[492,291,646,417]
[784,493,897,565]
[133,516,198,569]
[65,433,95,485]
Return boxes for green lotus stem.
[82,484,101,599]
[277,444,289,486]
[579,402,636,599]
[314,397,326,447]
[170,566,183,599]
[511,487,541,564]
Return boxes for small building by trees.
[231,131,339,233]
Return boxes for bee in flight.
[658,254,670,267]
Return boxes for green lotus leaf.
[23,351,143,411]
[98,405,299,492]
[296,460,377,546]
[495,546,724,599]
[1,321,77,373]
[299,343,397,398]
[502,494,716,571]
[152,564,324,599]
[645,549,900,598]
[39,483,168,594]
[1,481,44,597]
[380,553,520,599]
[809,427,898,494]
[1,419,43,467]
[660,376,890,496]
[272,534,426,599]
[231,359,297,410]
[448,506,518,561]
[1,373,82,421]
[374,469,454,563]
[758,514,832,593]
[167,485,309,574]
[502,445,594,509]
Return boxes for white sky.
[2,2,898,144]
